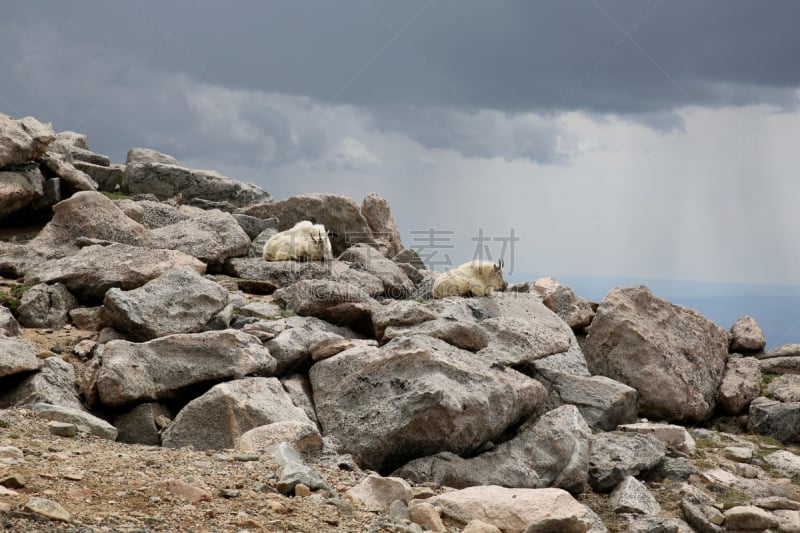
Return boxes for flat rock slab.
[25,243,206,302]
[0,337,42,378]
[96,330,276,407]
[29,403,117,440]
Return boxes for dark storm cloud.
[3,0,799,117]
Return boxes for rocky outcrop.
[0,357,84,411]
[583,286,728,422]
[729,316,766,353]
[361,193,404,257]
[123,151,270,207]
[717,356,762,415]
[0,336,42,378]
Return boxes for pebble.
[23,496,72,522]
[220,488,240,498]
[48,421,78,437]
[0,473,26,488]
[294,483,311,497]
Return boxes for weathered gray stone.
[243,193,378,255]
[223,258,385,297]
[395,404,591,494]
[730,316,767,353]
[610,476,660,515]
[680,485,724,533]
[534,371,637,431]
[383,319,490,352]
[65,145,110,166]
[237,420,323,456]
[161,377,311,450]
[29,402,117,440]
[280,373,318,425]
[124,160,269,207]
[0,337,42,378]
[618,422,696,456]
[760,344,800,360]
[583,286,728,422]
[393,248,426,270]
[16,282,78,329]
[767,374,800,403]
[68,307,108,331]
[761,356,800,375]
[73,161,124,192]
[97,330,276,407]
[0,168,43,219]
[0,357,84,411]
[371,300,438,342]
[22,496,71,523]
[30,175,62,211]
[310,334,546,473]
[114,402,172,445]
[528,340,592,377]
[361,193,404,258]
[271,442,331,495]
[338,244,413,298]
[462,520,502,533]
[626,517,686,533]
[265,316,363,375]
[149,207,251,265]
[430,486,605,533]
[25,243,205,302]
[589,431,666,492]
[0,114,54,168]
[273,279,377,334]
[232,214,279,240]
[718,356,763,415]
[103,266,229,340]
[39,149,97,191]
[533,278,595,330]
[54,130,88,149]
[763,451,800,480]
[125,147,179,166]
[748,397,800,443]
[723,505,779,531]
[408,501,446,533]
[346,473,412,512]
[0,307,20,336]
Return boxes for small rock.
[62,471,84,481]
[412,486,436,500]
[22,496,71,522]
[155,479,212,502]
[0,474,25,488]
[752,496,800,511]
[219,488,240,498]
[408,501,446,532]
[723,505,779,530]
[610,476,660,515]
[294,484,311,497]
[722,446,753,463]
[48,421,78,438]
[0,446,24,463]
[730,316,766,353]
[462,519,502,533]
[346,473,412,512]
[72,340,97,359]
[387,499,410,522]
[763,450,800,479]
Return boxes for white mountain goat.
[262,220,333,262]
[432,259,508,298]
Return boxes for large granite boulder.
[310,335,546,473]
[583,286,728,422]
[123,156,270,207]
[96,330,276,407]
[361,193,404,258]
[394,405,591,494]
[149,207,251,265]
[0,167,44,220]
[103,266,229,340]
[0,114,54,168]
[24,243,205,302]
[161,377,311,450]
[16,282,78,329]
[0,337,42,378]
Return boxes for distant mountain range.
[510,275,800,351]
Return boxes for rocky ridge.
[1,113,800,532]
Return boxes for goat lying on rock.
[262,220,333,262]
[433,260,508,298]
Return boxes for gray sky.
[2,1,800,285]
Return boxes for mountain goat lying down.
[263,220,333,262]
[432,259,508,298]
